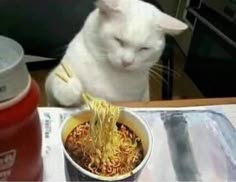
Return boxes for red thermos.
[0,36,43,181]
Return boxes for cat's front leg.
[45,64,83,107]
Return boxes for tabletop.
[117,97,236,107]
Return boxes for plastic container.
[0,36,43,181]
[60,109,153,181]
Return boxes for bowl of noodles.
[60,93,153,181]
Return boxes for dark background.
[0,0,94,58]
[0,0,162,59]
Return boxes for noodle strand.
[65,93,143,176]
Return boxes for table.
[117,97,236,107]
[40,97,236,181]
[117,97,236,129]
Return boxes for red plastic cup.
[0,36,43,181]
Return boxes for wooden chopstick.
[55,72,69,83]
[55,62,74,83]
[61,62,73,77]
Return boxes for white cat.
[45,0,188,107]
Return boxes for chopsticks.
[55,63,74,83]
[54,62,87,104]
[54,63,121,108]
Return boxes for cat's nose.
[122,60,134,67]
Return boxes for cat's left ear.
[158,12,188,35]
[96,0,121,18]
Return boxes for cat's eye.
[114,37,125,47]
[139,47,150,51]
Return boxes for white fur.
[45,0,187,106]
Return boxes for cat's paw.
[53,76,83,107]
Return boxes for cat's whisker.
[149,73,161,85]
[149,69,168,85]
[93,54,109,62]
[152,64,180,76]
[151,66,162,73]
[139,69,160,85]
[152,63,181,77]
[151,66,177,78]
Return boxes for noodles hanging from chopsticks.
[82,93,121,162]
[65,93,144,176]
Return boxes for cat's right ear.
[96,0,121,18]
[157,11,188,35]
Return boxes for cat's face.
[96,0,188,71]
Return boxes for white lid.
[0,36,30,102]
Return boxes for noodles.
[82,93,121,162]
[65,93,143,176]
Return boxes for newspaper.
[39,105,236,181]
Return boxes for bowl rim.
[59,108,153,181]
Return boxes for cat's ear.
[158,12,188,35]
[96,0,120,18]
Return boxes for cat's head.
[95,0,188,71]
